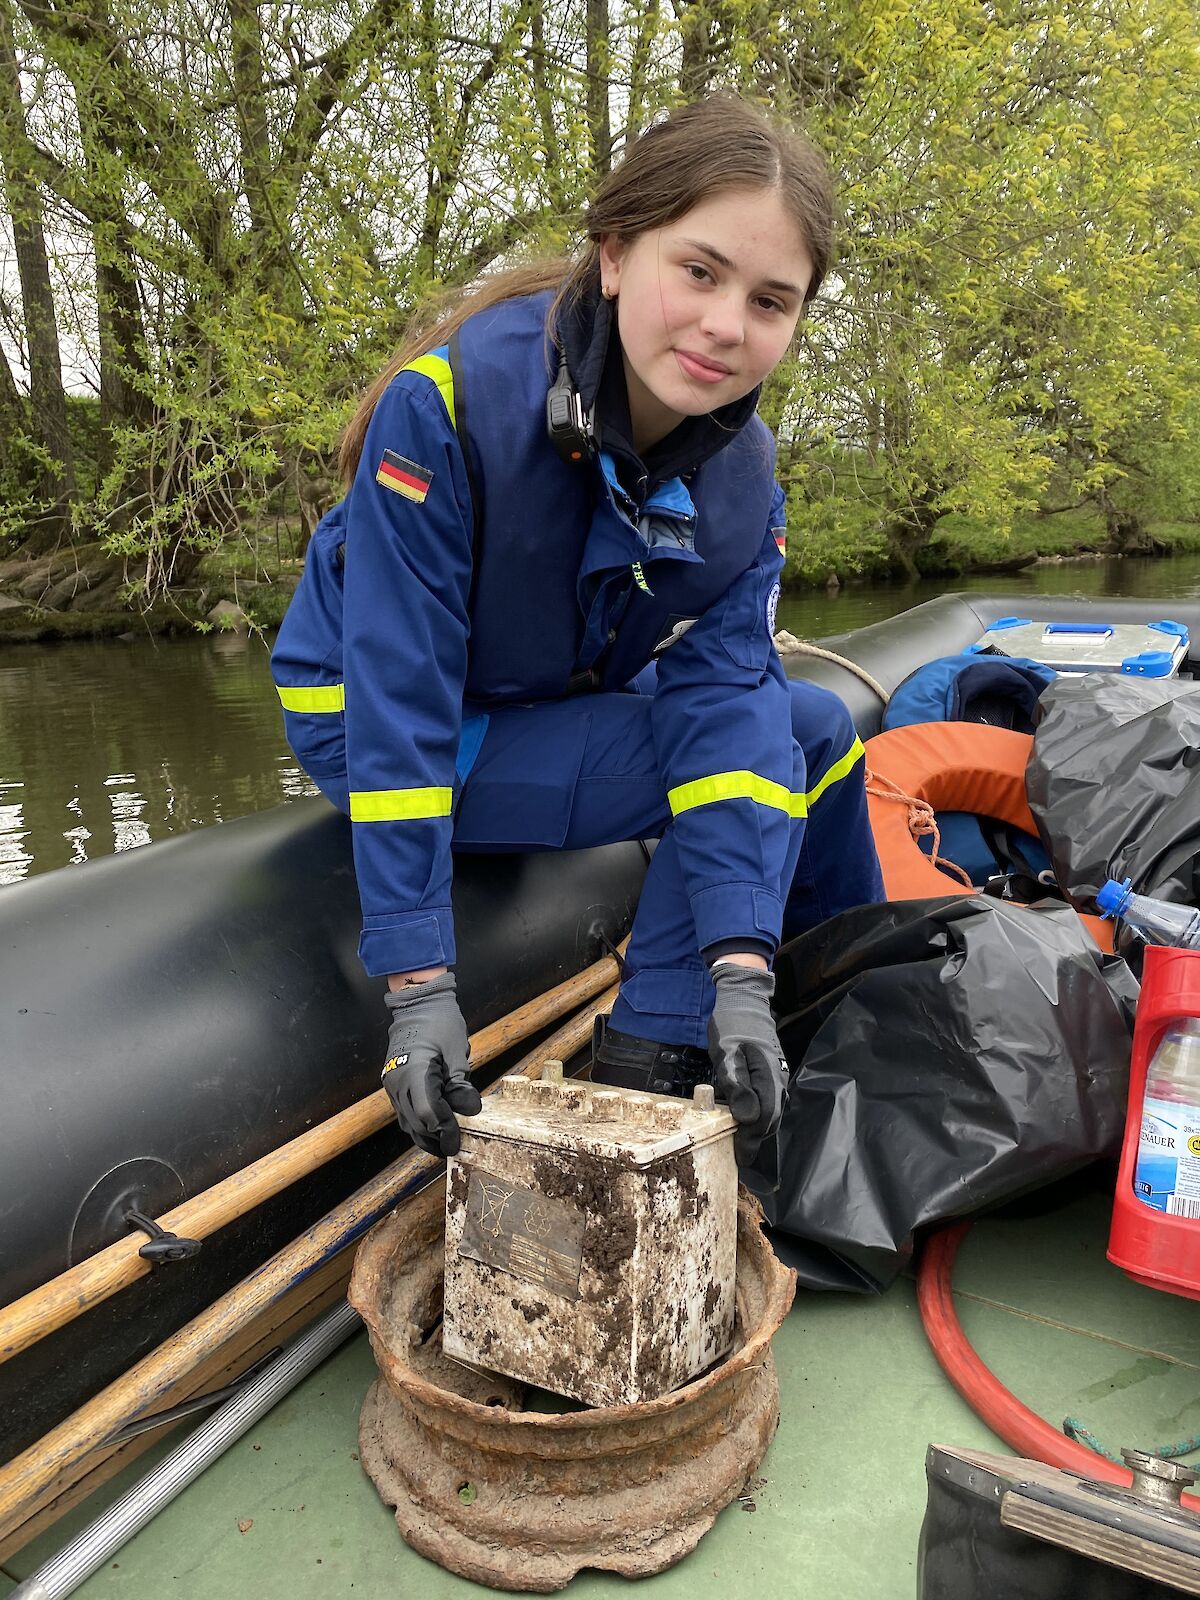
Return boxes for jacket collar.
[554,270,761,491]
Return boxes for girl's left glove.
[707,964,788,1165]
[382,972,482,1157]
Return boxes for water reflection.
[110,787,151,853]
[0,633,318,884]
[63,824,90,865]
[277,754,320,799]
[0,787,33,884]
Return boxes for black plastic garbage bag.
[749,895,1137,1294]
[1027,674,1200,911]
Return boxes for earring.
[601,284,616,301]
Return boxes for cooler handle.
[1042,622,1113,637]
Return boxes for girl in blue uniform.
[273,95,883,1165]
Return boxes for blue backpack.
[884,654,1055,734]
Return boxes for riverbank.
[924,507,1200,570]
[795,506,1200,589]
[5,553,1200,886]
[2,510,1198,644]
[0,543,302,644]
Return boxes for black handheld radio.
[546,355,595,465]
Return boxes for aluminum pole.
[11,1299,362,1600]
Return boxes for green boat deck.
[4,1186,1199,1598]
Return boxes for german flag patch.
[376,449,433,504]
[773,528,787,555]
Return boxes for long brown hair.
[340,94,835,483]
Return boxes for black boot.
[591,1016,714,1097]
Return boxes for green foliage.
[782,490,888,585]
[65,397,102,501]
[0,0,1197,597]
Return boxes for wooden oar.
[0,980,617,1553]
[0,948,624,1369]
[0,1246,354,1564]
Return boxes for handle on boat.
[0,947,626,1371]
[0,979,620,1554]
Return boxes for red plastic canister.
[1108,944,1200,1299]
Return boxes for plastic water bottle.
[1133,1019,1200,1218]
[1096,878,1200,949]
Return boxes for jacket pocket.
[719,561,773,671]
[617,965,707,1022]
[283,704,345,786]
[452,709,590,849]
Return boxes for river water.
[3,553,1199,886]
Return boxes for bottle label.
[1133,1094,1200,1217]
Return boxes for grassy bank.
[924,509,1200,571]
[191,535,304,629]
[785,503,1200,588]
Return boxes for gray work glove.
[707,964,788,1165]
[382,972,481,1157]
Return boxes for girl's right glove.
[382,972,481,1157]
[707,963,788,1165]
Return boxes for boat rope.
[1062,1416,1200,1466]
[864,772,975,889]
[774,632,891,706]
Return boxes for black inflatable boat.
[3,589,1198,1461]
[0,810,645,1458]
[787,591,1200,738]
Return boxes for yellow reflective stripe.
[665,738,865,823]
[401,354,456,430]
[276,683,345,714]
[803,735,865,809]
[350,787,453,822]
[668,770,792,818]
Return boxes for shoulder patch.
[766,581,781,637]
[376,449,433,504]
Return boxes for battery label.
[457,1167,585,1299]
[1133,1094,1200,1214]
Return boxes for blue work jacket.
[272,291,798,976]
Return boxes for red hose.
[916,1221,1200,1510]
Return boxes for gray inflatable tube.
[782,591,1200,736]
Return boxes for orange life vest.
[865,722,1114,953]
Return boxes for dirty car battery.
[443,1069,738,1408]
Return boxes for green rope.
[1063,1417,1200,1466]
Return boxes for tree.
[761,0,1200,577]
[0,0,74,552]
[0,0,1197,608]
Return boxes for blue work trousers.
[452,680,884,1048]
